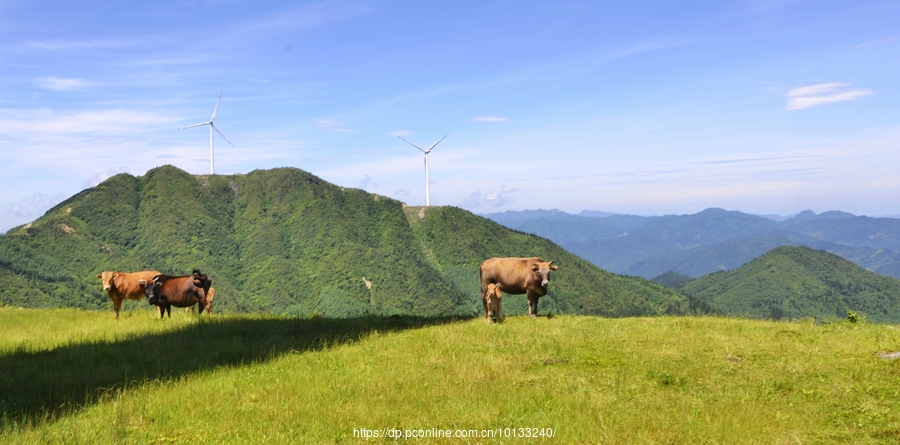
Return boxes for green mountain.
[680,246,900,322]
[0,165,688,318]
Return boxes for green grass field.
[3,308,900,443]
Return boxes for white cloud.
[0,108,177,136]
[464,186,519,208]
[358,174,378,190]
[35,76,95,91]
[314,119,353,132]
[9,203,28,217]
[471,115,509,123]
[786,83,873,110]
[84,167,130,188]
[389,130,413,136]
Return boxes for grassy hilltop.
[3,308,900,443]
[0,165,686,317]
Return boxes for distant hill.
[484,208,900,280]
[0,166,689,318]
[680,246,900,322]
[650,272,694,289]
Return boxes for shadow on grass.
[0,315,463,428]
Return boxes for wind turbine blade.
[398,136,427,153]
[212,123,234,147]
[179,122,211,130]
[211,91,222,121]
[425,133,449,153]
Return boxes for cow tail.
[478,265,484,293]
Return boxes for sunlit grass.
[3,308,900,443]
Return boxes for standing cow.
[483,283,503,323]
[97,270,162,319]
[478,257,558,318]
[141,269,213,318]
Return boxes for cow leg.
[165,305,172,318]
[113,298,123,319]
[482,291,490,322]
[527,291,537,318]
[532,296,540,318]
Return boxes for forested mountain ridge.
[679,246,900,323]
[0,166,689,318]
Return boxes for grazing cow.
[483,283,503,322]
[141,269,213,318]
[96,270,162,319]
[478,257,558,318]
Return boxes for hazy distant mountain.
[681,246,900,322]
[484,208,900,280]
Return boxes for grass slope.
[4,308,900,443]
[682,246,900,322]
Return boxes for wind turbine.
[178,92,233,174]
[399,134,448,206]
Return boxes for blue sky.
[1,0,898,232]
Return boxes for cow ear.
[549,261,558,271]
[138,279,147,287]
[96,274,102,279]
[112,273,119,279]
[531,263,540,271]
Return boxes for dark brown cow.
[478,257,558,318]
[483,283,503,322]
[141,269,213,318]
[97,270,161,319]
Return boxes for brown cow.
[97,270,162,319]
[478,257,558,318]
[141,269,213,318]
[483,283,503,323]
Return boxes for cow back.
[112,270,161,300]
[479,257,545,295]
[156,274,212,308]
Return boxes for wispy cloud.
[358,174,378,190]
[471,116,509,123]
[18,38,133,52]
[464,185,519,208]
[786,83,873,110]
[35,76,95,91]
[855,35,900,48]
[388,130,413,136]
[0,108,177,136]
[84,167,129,188]
[314,119,353,132]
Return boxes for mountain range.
[484,208,900,280]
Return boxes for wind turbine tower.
[399,134,448,206]
[179,92,233,174]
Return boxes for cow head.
[142,274,167,305]
[96,271,118,291]
[531,261,558,287]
